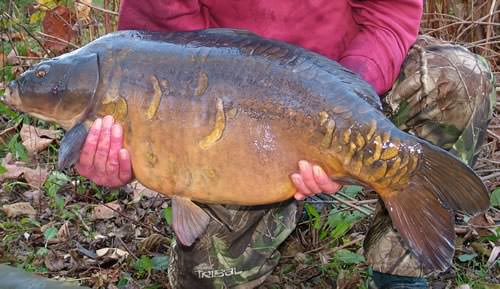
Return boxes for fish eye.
[35,64,50,78]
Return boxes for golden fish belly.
[123,95,339,205]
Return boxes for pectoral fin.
[172,196,210,246]
[57,123,88,170]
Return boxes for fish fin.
[57,123,88,170]
[418,141,489,213]
[172,196,210,246]
[382,183,455,271]
[381,141,489,271]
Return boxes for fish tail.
[380,140,489,271]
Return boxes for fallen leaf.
[2,202,36,217]
[336,270,362,289]
[23,166,49,188]
[20,124,60,155]
[0,154,25,181]
[487,246,499,268]
[57,221,71,241]
[0,153,49,188]
[139,233,169,252]
[469,212,494,237]
[92,201,122,220]
[0,32,24,42]
[42,6,75,53]
[0,126,17,146]
[95,248,129,260]
[23,189,42,205]
[130,181,159,203]
[11,65,25,78]
[457,285,471,289]
[44,250,66,271]
[75,0,92,23]
[6,49,20,65]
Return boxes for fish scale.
[3,28,489,271]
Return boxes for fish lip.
[3,81,21,108]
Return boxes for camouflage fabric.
[168,36,496,288]
[365,35,496,277]
[168,201,297,288]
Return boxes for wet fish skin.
[3,29,489,270]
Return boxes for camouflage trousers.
[168,36,496,288]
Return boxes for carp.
[2,29,489,271]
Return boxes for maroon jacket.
[118,0,422,94]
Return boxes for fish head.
[3,52,99,129]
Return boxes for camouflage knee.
[168,201,297,289]
[384,38,495,165]
[365,38,496,276]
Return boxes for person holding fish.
[75,1,496,288]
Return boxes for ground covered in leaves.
[0,1,499,288]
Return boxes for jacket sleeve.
[339,0,422,95]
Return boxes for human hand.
[75,115,133,188]
[291,160,341,200]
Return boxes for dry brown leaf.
[0,32,24,42]
[22,189,42,205]
[6,49,20,66]
[139,233,169,252]
[0,52,4,69]
[469,212,495,237]
[23,166,49,188]
[92,201,122,220]
[75,0,92,22]
[0,153,49,188]
[57,221,71,241]
[42,6,75,53]
[2,202,36,217]
[44,250,66,272]
[0,126,17,146]
[130,181,159,203]
[11,65,24,78]
[95,248,129,260]
[487,246,499,268]
[20,124,60,155]
[0,154,25,181]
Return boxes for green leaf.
[44,171,71,189]
[163,207,173,226]
[326,210,363,240]
[0,164,6,175]
[333,249,365,265]
[134,255,153,274]
[304,203,321,230]
[7,134,28,161]
[457,253,477,262]
[44,171,71,198]
[36,247,49,256]
[341,185,364,198]
[117,278,129,287]
[490,188,500,208]
[0,102,18,119]
[152,255,169,271]
[43,227,57,241]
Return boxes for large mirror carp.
[2,29,489,271]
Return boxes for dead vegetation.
[0,1,498,288]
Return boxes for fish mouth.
[2,81,22,109]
